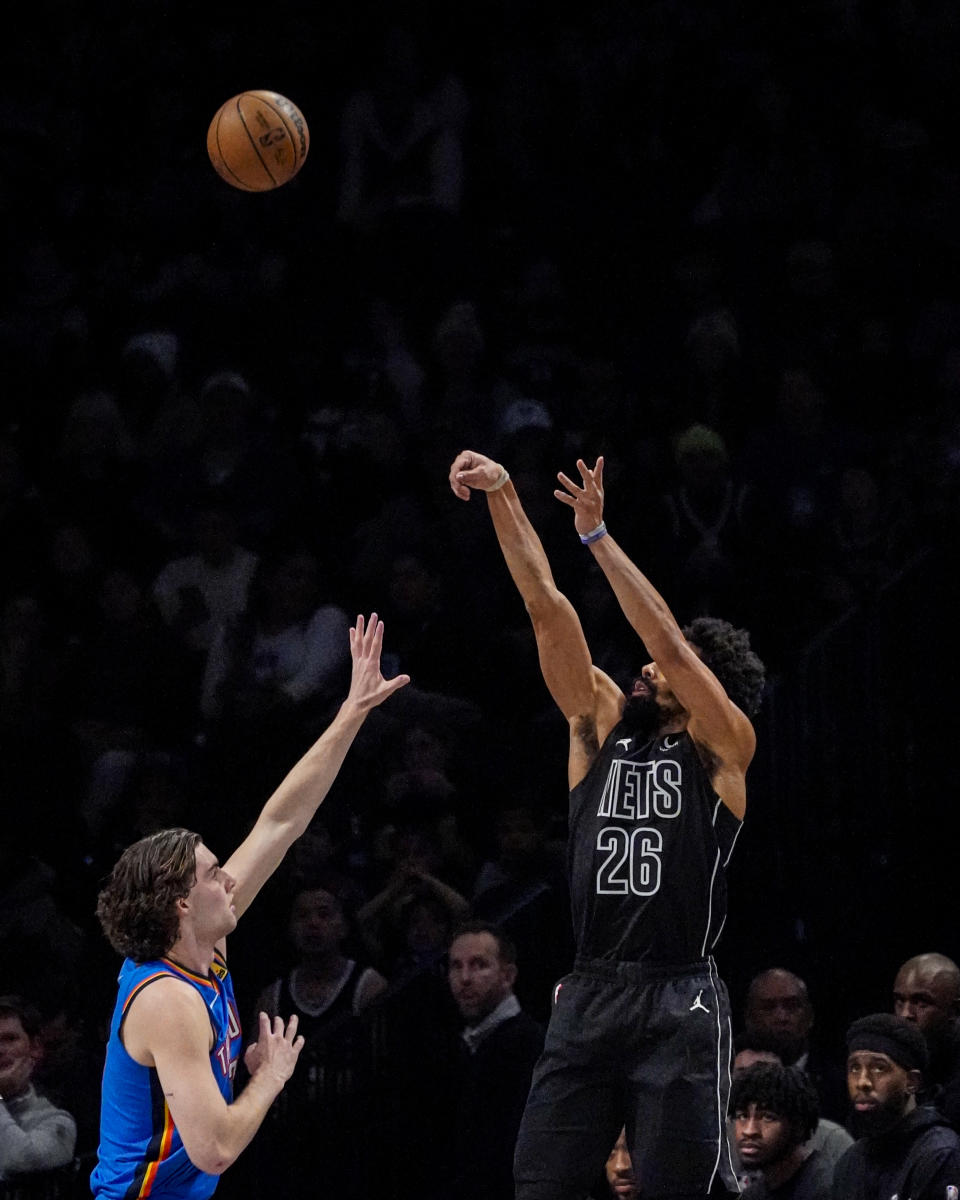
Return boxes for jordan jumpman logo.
[689,990,710,1014]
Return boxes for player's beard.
[620,691,668,742]
[849,1093,909,1138]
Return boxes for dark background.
[3,0,960,1151]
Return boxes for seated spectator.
[201,547,350,726]
[731,1031,853,1188]
[744,968,848,1122]
[601,1127,639,1198]
[892,952,960,1128]
[151,504,258,656]
[356,829,469,978]
[254,876,388,1032]
[731,1062,835,1198]
[0,996,77,1182]
[249,877,388,1200]
[417,922,544,1200]
[834,1013,960,1199]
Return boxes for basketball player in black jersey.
[449,450,765,1200]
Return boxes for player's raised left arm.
[554,459,755,775]
[223,614,409,919]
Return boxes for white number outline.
[596,826,663,896]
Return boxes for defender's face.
[183,843,237,942]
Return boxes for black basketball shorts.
[513,956,739,1199]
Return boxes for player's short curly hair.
[730,1062,820,1145]
[683,616,766,718]
[96,828,202,962]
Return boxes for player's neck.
[165,930,217,978]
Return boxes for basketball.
[206,91,309,192]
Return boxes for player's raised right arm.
[450,450,621,777]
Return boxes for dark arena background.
[3,1,960,1196]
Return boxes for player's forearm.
[190,1071,285,1175]
[486,482,560,605]
[257,697,368,834]
[588,533,684,657]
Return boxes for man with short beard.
[449,450,766,1199]
[832,1013,960,1199]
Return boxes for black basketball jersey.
[568,724,742,962]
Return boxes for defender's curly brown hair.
[96,828,202,962]
[683,616,766,718]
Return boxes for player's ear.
[906,1068,922,1095]
[504,962,518,988]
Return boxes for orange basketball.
[206,91,309,192]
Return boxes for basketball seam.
[236,94,282,188]
[213,109,257,191]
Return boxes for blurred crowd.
[4,0,960,1196]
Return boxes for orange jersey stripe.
[161,959,216,990]
[121,973,172,1018]
[138,1100,176,1197]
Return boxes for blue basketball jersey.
[91,953,241,1200]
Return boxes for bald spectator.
[893,952,960,1128]
[744,968,847,1122]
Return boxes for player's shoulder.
[127,971,210,1026]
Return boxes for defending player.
[91,615,408,1200]
[449,451,765,1199]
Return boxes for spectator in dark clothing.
[437,922,545,1200]
[731,1062,834,1198]
[833,1013,960,1200]
[893,952,960,1129]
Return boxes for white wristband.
[485,466,509,492]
